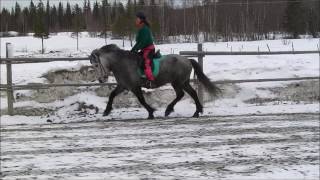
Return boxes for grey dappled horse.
[89,44,220,119]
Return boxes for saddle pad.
[138,56,165,78]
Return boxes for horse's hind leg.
[132,88,155,119]
[103,85,125,116]
[183,82,203,118]
[165,84,185,117]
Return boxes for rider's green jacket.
[131,25,154,52]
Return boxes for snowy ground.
[1,113,319,179]
[0,33,319,179]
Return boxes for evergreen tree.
[22,7,29,34]
[83,0,87,13]
[45,0,50,33]
[101,0,111,43]
[306,7,318,38]
[117,3,126,21]
[283,0,306,38]
[149,0,160,42]
[137,0,145,11]
[29,0,37,33]
[50,5,58,32]
[112,3,126,46]
[138,0,145,6]
[1,0,318,41]
[85,0,95,32]
[111,1,118,22]
[72,4,84,50]
[87,0,91,13]
[83,0,92,31]
[10,8,14,31]
[14,2,22,32]
[133,0,137,12]
[126,0,135,46]
[1,8,10,32]
[83,0,88,30]
[65,2,72,30]
[92,1,100,31]
[34,0,49,54]
[58,2,64,30]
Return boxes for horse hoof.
[103,107,113,116]
[192,112,200,118]
[148,114,154,119]
[165,109,173,117]
[103,110,110,116]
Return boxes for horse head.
[89,48,110,83]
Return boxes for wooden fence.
[180,44,320,104]
[1,43,319,115]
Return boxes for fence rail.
[1,43,320,115]
[0,82,118,90]
[179,50,320,56]
[180,43,320,104]
[1,76,318,91]
[0,57,88,64]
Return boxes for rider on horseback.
[131,12,155,88]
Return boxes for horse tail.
[189,59,221,97]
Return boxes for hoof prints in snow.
[1,114,319,179]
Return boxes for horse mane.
[100,44,121,53]
[100,44,142,63]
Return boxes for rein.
[98,59,108,77]
[92,53,108,77]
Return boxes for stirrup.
[145,80,155,89]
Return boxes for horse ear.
[93,49,100,56]
[89,49,100,64]
[89,54,95,64]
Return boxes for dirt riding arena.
[1,113,319,179]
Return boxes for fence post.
[6,43,14,115]
[318,39,320,65]
[197,43,204,104]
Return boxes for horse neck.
[108,51,140,72]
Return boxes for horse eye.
[95,65,98,68]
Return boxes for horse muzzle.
[98,75,108,83]
[98,78,105,83]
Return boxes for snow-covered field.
[0,33,319,179]
[1,33,319,124]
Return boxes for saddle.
[137,49,163,78]
[138,49,161,71]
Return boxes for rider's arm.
[131,28,143,52]
[131,27,152,52]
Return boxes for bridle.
[90,53,108,78]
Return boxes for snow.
[1,82,319,127]
[1,112,319,179]
[1,116,319,179]
[0,33,319,126]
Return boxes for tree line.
[0,0,319,43]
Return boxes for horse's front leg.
[132,87,155,119]
[103,85,125,116]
